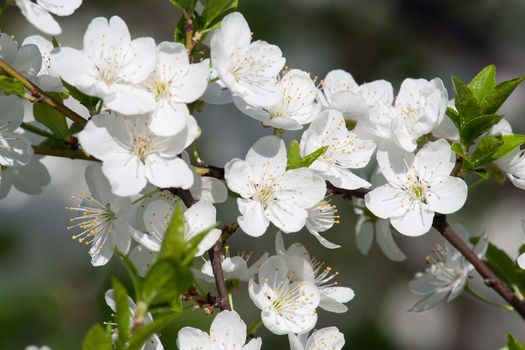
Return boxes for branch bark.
[169,188,231,311]
[32,145,98,161]
[0,58,87,126]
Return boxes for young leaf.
[202,0,238,28]
[159,201,186,261]
[299,146,329,168]
[446,107,461,129]
[169,0,198,16]
[82,324,112,350]
[112,278,131,345]
[116,250,142,299]
[141,258,193,305]
[33,103,70,139]
[468,65,496,103]
[0,75,25,96]
[62,80,100,115]
[483,76,525,115]
[471,135,503,167]
[459,114,501,146]
[508,334,525,350]
[452,75,481,122]
[286,140,302,169]
[490,134,525,160]
[128,312,181,350]
[181,224,218,265]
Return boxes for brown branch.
[433,214,525,319]
[168,187,231,311]
[0,58,87,126]
[32,145,99,161]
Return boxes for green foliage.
[128,313,181,350]
[82,324,112,350]
[169,0,198,17]
[470,237,525,294]
[112,278,131,347]
[63,80,101,116]
[483,77,525,115]
[468,64,496,103]
[0,75,25,96]
[33,103,70,139]
[202,0,239,29]
[507,334,525,350]
[459,114,501,147]
[287,140,328,170]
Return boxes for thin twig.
[0,58,87,126]
[32,145,98,161]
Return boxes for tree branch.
[0,57,87,126]
[168,187,231,311]
[32,145,99,161]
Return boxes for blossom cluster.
[3,0,525,349]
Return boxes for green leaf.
[159,201,186,261]
[468,65,496,103]
[112,278,131,345]
[445,107,461,129]
[202,0,238,28]
[452,75,481,122]
[116,250,142,299]
[491,134,525,160]
[451,142,474,170]
[471,135,504,167]
[128,312,181,350]
[169,0,198,16]
[141,258,192,305]
[519,244,525,256]
[459,114,502,146]
[33,103,70,139]
[0,75,25,96]
[181,224,218,265]
[508,334,525,350]
[174,15,187,45]
[287,140,328,170]
[62,80,100,115]
[82,324,112,350]
[483,76,525,114]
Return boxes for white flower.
[78,112,197,196]
[225,135,326,237]
[305,199,340,249]
[288,327,345,350]
[365,139,467,236]
[234,69,321,130]
[432,100,459,141]
[495,147,525,190]
[248,255,320,335]
[0,33,42,80]
[0,156,50,199]
[353,169,406,261]
[353,103,397,150]
[300,109,375,190]
[409,227,487,312]
[197,252,269,283]
[182,152,228,204]
[320,69,393,121]
[130,199,221,276]
[51,16,156,115]
[210,12,285,107]
[0,95,33,168]
[15,0,82,35]
[391,78,448,152]
[66,165,133,266]
[276,233,355,313]
[21,35,63,92]
[105,289,163,350]
[200,69,233,105]
[518,220,525,269]
[177,310,261,350]
[25,346,52,350]
[143,42,209,136]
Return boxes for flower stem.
[132,188,161,205]
[228,291,235,311]
[247,318,262,337]
[0,57,87,126]
[21,122,58,140]
[465,285,514,311]
[32,145,98,161]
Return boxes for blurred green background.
[2,0,525,349]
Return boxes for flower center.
[154,80,171,100]
[253,184,276,208]
[133,136,151,163]
[403,174,429,204]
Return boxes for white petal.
[375,148,413,188]
[267,202,308,233]
[149,100,189,137]
[224,159,254,198]
[364,184,407,219]
[105,84,156,115]
[16,0,61,35]
[245,135,287,184]
[518,253,525,269]
[355,217,374,255]
[210,310,247,350]
[360,79,394,106]
[390,204,434,237]
[102,153,147,196]
[427,176,467,214]
[51,47,98,94]
[305,327,345,350]
[195,177,228,204]
[176,327,213,349]
[276,168,326,208]
[375,219,406,261]
[237,198,270,237]
[257,255,289,287]
[36,0,82,16]
[145,155,194,190]
[129,245,157,277]
[242,338,262,350]
[413,139,455,180]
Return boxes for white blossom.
[105,289,163,350]
[0,33,41,80]
[391,78,448,152]
[210,12,285,107]
[78,112,197,196]
[320,69,393,121]
[496,147,525,190]
[365,139,467,236]
[0,156,50,199]
[51,16,156,115]
[21,35,63,91]
[300,109,375,190]
[225,135,326,237]
[276,232,355,313]
[25,346,52,350]
[15,0,82,35]
[0,95,33,168]
[197,252,269,283]
[409,227,487,312]
[234,69,321,130]
[66,165,133,266]
[305,199,340,249]
[248,255,320,335]
[143,42,209,136]
[177,310,262,350]
[130,199,221,276]
[288,327,345,350]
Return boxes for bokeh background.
[2,0,525,349]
